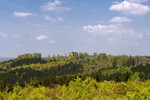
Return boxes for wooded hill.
[0,52,150,99]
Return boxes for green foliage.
[0,91,3,100]
[126,81,150,100]
[128,72,140,81]
[67,77,98,99]
[0,52,150,99]
[8,85,47,100]
[2,78,150,100]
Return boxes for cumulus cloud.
[110,16,131,22]
[41,0,71,12]
[127,0,148,3]
[44,15,63,22]
[0,32,7,38]
[13,11,32,18]
[36,35,48,40]
[110,1,150,15]
[83,24,138,37]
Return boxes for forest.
[0,52,150,100]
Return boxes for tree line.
[0,52,150,94]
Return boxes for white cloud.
[36,35,48,40]
[13,11,32,18]
[110,1,150,15]
[44,16,56,22]
[44,15,63,22]
[83,24,138,37]
[127,0,148,3]
[41,0,71,12]
[0,32,7,38]
[137,34,143,38]
[58,17,64,21]
[110,16,131,22]
[48,40,57,44]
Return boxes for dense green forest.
[0,52,150,100]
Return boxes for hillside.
[0,52,150,99]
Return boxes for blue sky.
[0,0,150,57]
